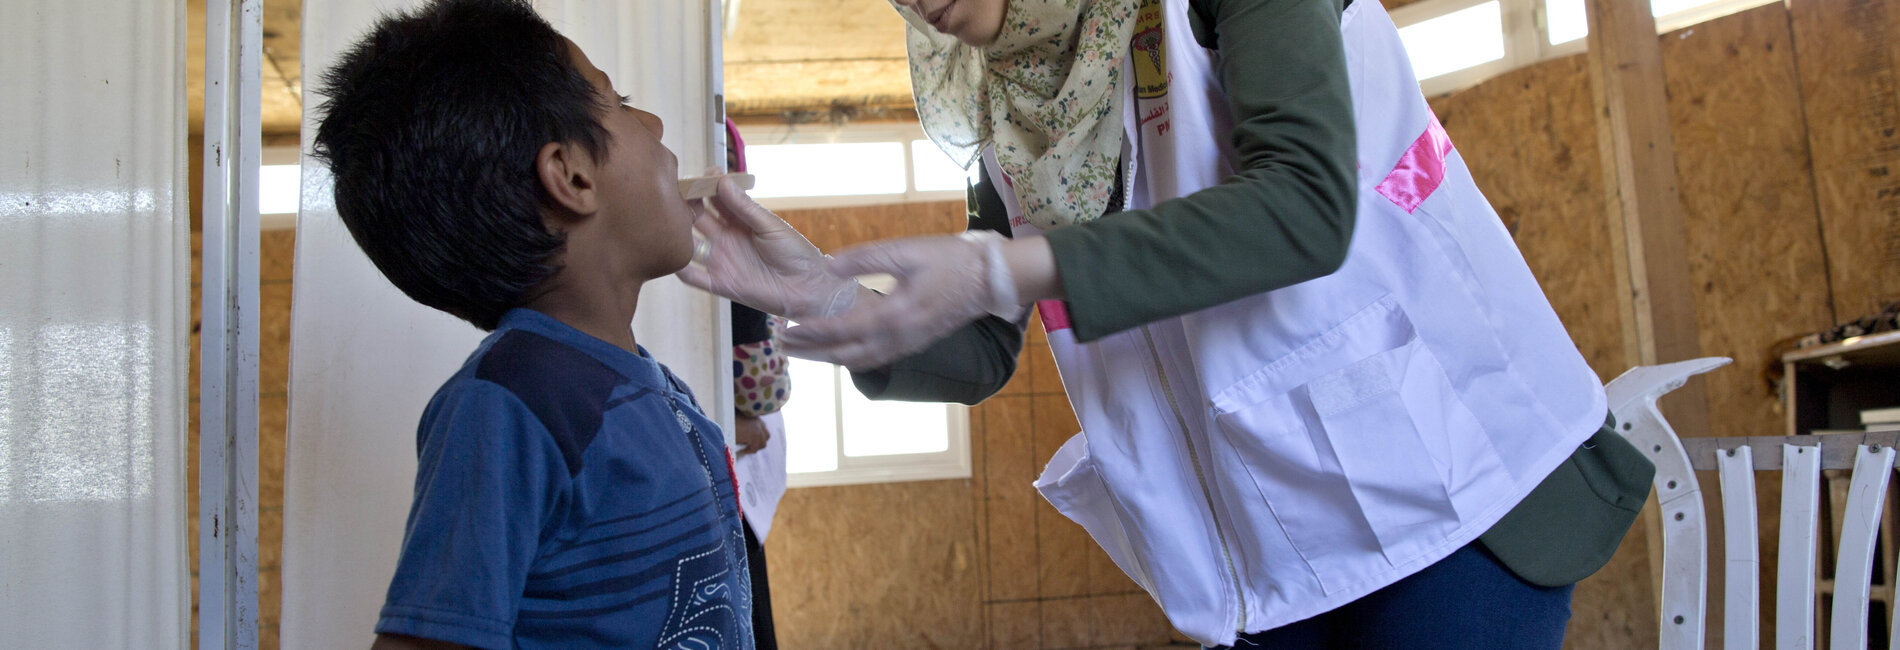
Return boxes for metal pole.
[199,0,262,643]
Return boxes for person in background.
[730,302,786,649]
[727,118,787,650]
[680,0,1654,647]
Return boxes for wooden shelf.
[1785,331,1900,647]
[1783,330,1900,367]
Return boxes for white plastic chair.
[1613,357,1899,650]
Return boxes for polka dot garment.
[733,316,791,417]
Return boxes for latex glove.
[781,230,1017,370]
[732,413,771,457]
[675,177,859,320]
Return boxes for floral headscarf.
[894,0,1141,229]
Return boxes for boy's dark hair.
[310,0,611,330]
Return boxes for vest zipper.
[1138,325,1247,632]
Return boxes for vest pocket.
[1035,432,1157,596]
[1211,298,1466,594]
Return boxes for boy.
[310,0,751,647]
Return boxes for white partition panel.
[1829,444,1895,650]
[1717,446,1760,650]
[0,0,190,646]
[1779,444,1821,650]
[282,2,726,646]
[199,0,264,644]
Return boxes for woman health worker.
[681,0,1655,646]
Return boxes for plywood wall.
[1659,8,1839,642]
[1421,1,1895,647]
[1790,0,1900,318]
[1663,3,1834,441]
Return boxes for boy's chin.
[657,244,695,276]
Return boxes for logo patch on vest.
[1131,0,1169,100]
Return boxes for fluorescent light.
[1398,1,1506,81]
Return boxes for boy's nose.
[636,108,664,140]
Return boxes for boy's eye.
[618,94,634,107]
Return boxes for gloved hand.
[781,230,1018,370]
[675,177,860,321]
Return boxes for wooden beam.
[1585,0,1716,636]
[1585,0,1714,441]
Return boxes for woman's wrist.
[1002,237,1063,304]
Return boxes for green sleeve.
[1478,413,1656,586]
[847,313,1025,405]
[847,177,1025,405]
[1045,0,1358,342]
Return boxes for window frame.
[1392,0,1782,97]
[1392,0,1526,97]
[779,273,975,488]
[258,146,300,230]
[782,357,974,488]
[740,121,970,211]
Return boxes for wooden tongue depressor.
[678,172,756,200]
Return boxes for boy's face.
[564,38,697,279]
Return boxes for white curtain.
[282,1,726,646]
[0,0,191,647]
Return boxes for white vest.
[995,0,1608,645]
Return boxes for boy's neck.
[521,275,644,354]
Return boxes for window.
[1393,0,1781,96]
[1543,0,1774,48]
[911,139,980,192]
[780,356,972,487]
[258,146,301,229]
[739,122,975,210]
[1544,0,1588,46]
[1398,1,1506,82]
[773,272,973,487]
[747,142,908,198]
[259,164,300,215]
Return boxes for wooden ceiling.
[182,1,1449,135]
[184,0,916,136]
[722,0,917,119]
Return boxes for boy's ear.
[536,141,598,221]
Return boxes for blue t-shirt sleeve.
[376,380,569,649]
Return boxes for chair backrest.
[1611,357,1895,650]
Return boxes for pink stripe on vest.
[1376,113,1454,213]
[1038,300,1072,332]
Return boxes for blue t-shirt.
[376,308,751,649]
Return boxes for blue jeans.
[1207,542,1574,649]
